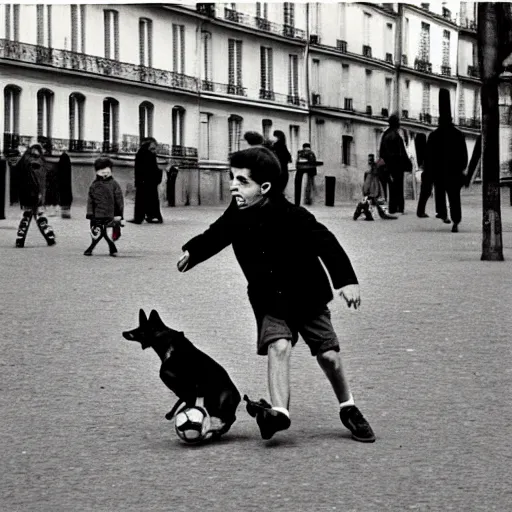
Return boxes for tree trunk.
[478,3,504,261]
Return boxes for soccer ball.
[174,406,211,444]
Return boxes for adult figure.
[271,130,292,192]
[379,114,411,213]
[425,89,468,232]
[295,143,317,205]
[415,132,436,218]
[129,137,163,224]
[57,151,73,219]
[244,131,264,147]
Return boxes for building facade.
[0,2,484,205]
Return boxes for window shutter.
[228,39,235,84]
[236,40,242,86]
[104,11,110,58]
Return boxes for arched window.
[69,92,85,148]
[37,88,54,139]
[4,85,21,134]
[139,101,154,141]
[172,106,185,147]
[228,114,243,154]
[103,97,119,152]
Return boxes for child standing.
[178,147,375,442]
[15,144,56,248]
[84,157,124,257]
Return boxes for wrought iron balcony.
[255,17,270,31]
[459,117,481,129]
[224,7,243,23]
[344,98,354,111]
[259,89,275,101]
[414,58,432,74]
[0,39,199,93]
[366,105,373,115]
[385,53,393,64]
[336,40,347,53]
[419,112,432,124]
[441,65,451,76]
[467,65,480,78]
[286,94,306,107]
[309,34,319,44]
[227,83,246,96]
[311,93,321,106]
[196,3,216,17]
[363,45,372,58]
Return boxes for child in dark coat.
[84,157,124,257]
[353,154,397,221]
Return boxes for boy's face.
[96,167,112,179]
[229,167,270,209]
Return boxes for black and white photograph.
[1,1,511,510]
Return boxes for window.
[71,5,86,53]
[139,101,154,141]
[172,106,185,146]
[260,47,273,95]
[104,10,119,60]
[199,112,211,160]
[442,30,450,67]
[228,39,243,91]
[262,119,272,139]
[4,85,21,134]
[404,17,409,56]
[422,83,430,114]
[386,23,393,56]
[342,135,352,165]
[201,31,212,83]
[139,18,152,67]
[172,24,185,74]
[37,89,54,138]
[288,54,299,101]
[228,115,243,154]
[5,4,20,41]
[365,70,372,109]
[256,2,268,19]
[289,125,300,159]
[311,59,320,93]
[458,86,465,120]
[419,22,430,62]
[284,2,295,26]
[69,92,85,144]
[37,4,52,47]
[103,97,119,151]
[363,12,371,46]
[385,78,393,111]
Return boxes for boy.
[15,144,56,248]
[353,154,397,221]
[84,157,124,257]
[177,147,375,442]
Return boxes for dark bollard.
[0,159,5,219]
[325,176,336,207]
[166,166,179,207]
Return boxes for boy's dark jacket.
[182,197,358,317]
[86,176,124,220]
[17,158,47,208]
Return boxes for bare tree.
[477,3,504,261]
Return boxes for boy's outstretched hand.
[337,284,361,309]
[177,250,190,272]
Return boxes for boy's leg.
[268,338,292,409]
[102,224,118,255]
[84,221,104,255]
[16,209,33,247]
[316,349,351,403]
[35,208,56,246]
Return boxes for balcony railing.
[344,98,354,111]
[197,3,216,17]
[259,89,275,101]
[0,39,199,93]
[419,112,432,124]
[363,45,372,58]
[459,117,481,130]
[441,65,451,76]
[286,94,306,107]
[385,53,393,64]
[414,58,432,74]
[224,7,243,23]
[255,16,270,31]
[336,40,347,53]
[467,65,480,78]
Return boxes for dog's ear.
[139,309,148,326]
[148,310,167,330]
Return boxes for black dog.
[122,309,241,436]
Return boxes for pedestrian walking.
[270,130,292,192]
[57,151,73,219]
[295,143,317,206]
[15,144,56,248]
[128,138,163,224]
[84,157,124,257]
[425,89,468,232]
[177,146,375,443]
[45,160,59,217]
[379,114,412,213]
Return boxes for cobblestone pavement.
[1,191,511,512]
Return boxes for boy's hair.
[94,156,114,171]
[244,131,264,146]
[229,147,282,194]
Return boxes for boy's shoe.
[339,405,376,443]
[451,223,459,233]
[15,239,25,248]
[244,395,291,440]
[83,250,93,256]
[109,252,117,257]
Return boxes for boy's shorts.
[255,307,340,356]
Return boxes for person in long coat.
[271,130,292,193]
[57,151,73,218]
[379,115,411,214]
[129,138,163,224]
[424,89,468,232]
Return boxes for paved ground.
[1,191,511,512]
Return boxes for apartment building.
[0,2,485,205]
